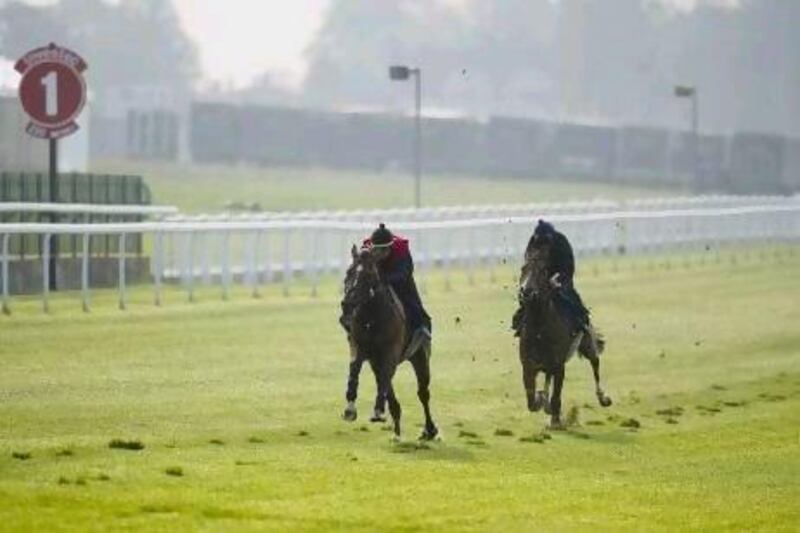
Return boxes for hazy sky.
[5,0,731,92]
[174,0,330,91]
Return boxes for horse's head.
[342,244,383,315]
[520,239,553,302]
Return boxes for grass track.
[1,249,799,531]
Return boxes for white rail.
[0,202,179,216]
[1,202,799,313]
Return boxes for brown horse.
[518,243,612,428]
[341,246,438,440]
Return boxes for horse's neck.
[356,286,403,329]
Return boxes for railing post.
[221,231,231,301]
[310,228,319,298]
[467,224,475,286]
[251,230,261,298]
[42,233,51,313]
[283,227,292,297]
[2,234,10,315]
[81,233,90,312]
[416,229,427,295]
[118,233,127,310]
[201,232,211,286]
[264,230,273,285]
[444,228,452,291]
[187,231,195,303]
[154,231,163,307]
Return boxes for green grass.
[1,248,799,531]
[91,159,677,213]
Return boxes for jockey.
[340,223,431,423]
[512,219,592,337]
[362,223,432,340]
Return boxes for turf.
[1,248,799,531]
[90,159,677,213]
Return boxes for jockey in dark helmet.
[512,219,592,338]
[362,223,432,341]
[340,223,432,422]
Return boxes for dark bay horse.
[340,246,438,440]
[518,243,612,428]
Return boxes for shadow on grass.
[388,440,475,462]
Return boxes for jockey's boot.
[403,326,432,360]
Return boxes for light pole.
[674,85,699,191]
[390,65,422,208]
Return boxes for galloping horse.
[518,243,612,428]
[341,246,439,440]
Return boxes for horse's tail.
[594,330,606,355]
[578,326,605,357]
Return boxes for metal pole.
[81,233,90,312]
[2,234,9,314]
[42,233,51,313]
[154,231,163,306]
[692,91,699,192]
[49,138,58,291]
[118,233,126,310]
[413,69,422,209]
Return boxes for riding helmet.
[534,219,556,238]
[370,223,394,248]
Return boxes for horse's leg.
[540,373,552,415]
[410,350,439,440]
[520,351,540,412]
[585,350,613,408]
[342,351,363,422]
[578,326,611,406]
[371,359,401,439]
[370,365,387,422]
[549,364,566,429]
[386,382,402,439]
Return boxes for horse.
[518,242,612,428]
[340,254,386,423]
[340,245,439,440]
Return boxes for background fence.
[1,197,799,313]
[0,172,153,257]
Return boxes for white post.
[81,233,90,312]
[1,234,9,315]
[444,228,452,291]
[416,229,427,295]
[264,230,273,285]
[221,231,231,301]
[252,231,261,298]
[467,225,475,285]
[201,232,211,286]
[488,226,497,283]
[154,231,163,307]
[283,227,292,297]
[118,233,127,310]
[42,233,51,313]
[187,232,195,303]
[310,229,319,298]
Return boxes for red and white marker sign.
[15,43,88,140]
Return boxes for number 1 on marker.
[41,71,58,116]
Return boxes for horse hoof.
[391,434,402,444]
[419,427,440,441]
[369,410,387,423]
[599,396,613,408]
[342,407,357,422]
[549,419,565,431]
[527,395,539,412]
